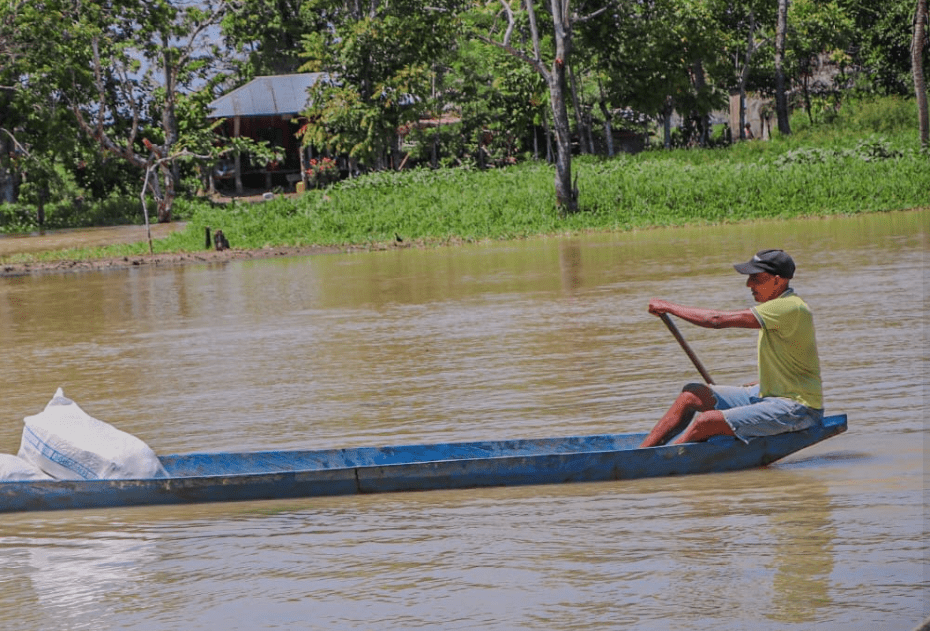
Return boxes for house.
[729,91,773,141]
[207,73,329,193]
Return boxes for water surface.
[0,209,926,630]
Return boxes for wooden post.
[234,116,243,194]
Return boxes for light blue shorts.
[707,384,823,443]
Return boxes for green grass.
[3,95,927,264]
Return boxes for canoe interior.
[160,413,846,479]
[159,433,647,478]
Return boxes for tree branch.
[498,0,515,47]
[0,127,30,157]
[476,34,549,77]
[575,6,608,24]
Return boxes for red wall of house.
[220,115,303,169]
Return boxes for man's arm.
[648,299,760,329]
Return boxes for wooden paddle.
[659,313,715,385]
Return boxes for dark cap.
[733,249,795,279]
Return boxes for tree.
[913,0,929,148]
[440,34,548,167]
[479,0,608,214]
[15,0,235,223]
[221,0,313,75]
[296,0,458,172]
[78,1,232,222]
[721,0,776,139]
[838,0,916,94]
[584,0,723,149]
[774,0,791,135]
[786,0,854,124]
[0,0,50,206]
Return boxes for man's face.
[746,272,786,302]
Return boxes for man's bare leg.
[671,410,735,444]
[639,384,716,448]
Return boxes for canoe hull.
[0,414,847,513]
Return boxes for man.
[639,249,823,448]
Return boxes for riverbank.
[3,104,927,279]
[2,206,925,279]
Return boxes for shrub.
[305,157,339,188]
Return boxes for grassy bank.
[4,97,928,264]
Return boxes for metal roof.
[207,73,329,118]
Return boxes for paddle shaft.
[659,313,715,385]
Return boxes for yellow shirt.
[751,289,823,409]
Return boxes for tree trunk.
[568,63,586,154]
[543,109,553,163]
[549,64,575,213]
[663,96,673,149]
[299,145,309,188]
[774,0,791,135]
[691,60,710,146]
[158,164,174,223]
[568,63,595,154]
[161,36,180,219]
[549,0,577,214]
[597,80,614,157]
[233,116,243,194]
[913,0,929,148]
[599,101,614,157]
[0,132,16,204]
[803,69,813,124]
[585,109,596,154]
[37,181,49,226]
[738,11,756,139]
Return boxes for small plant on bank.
[305,157,338,188]
[772,135,907,166]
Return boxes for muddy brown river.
[0,209,926,630]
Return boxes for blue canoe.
[0,414,846,513]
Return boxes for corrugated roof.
[208,73,329,118]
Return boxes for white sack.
[0,454,52,481]
[18,388,168,480]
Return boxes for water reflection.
[559,240,584,294]
[715,472,836,624]
[0,519,156,629]
[767,487,835,623]
[28,533,155,618]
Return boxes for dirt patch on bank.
[0,189,366,277]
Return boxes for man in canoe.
[639,249,823,448]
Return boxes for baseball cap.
[733,249,795,278]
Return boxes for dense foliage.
[0,0,927,231]
[3,98,925,265]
